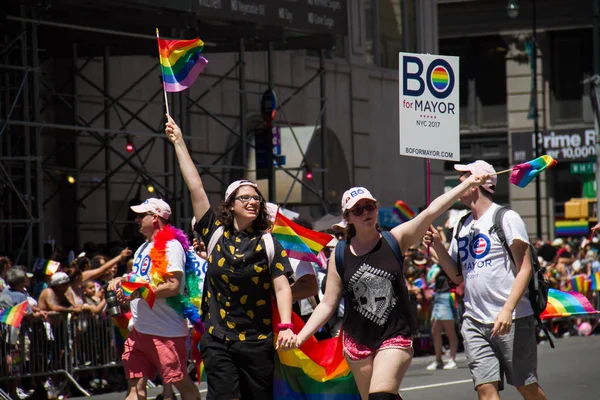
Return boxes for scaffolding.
[0,2,340,266]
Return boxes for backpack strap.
[263,233,275,266]
[490,206,516,267]
[335,239,347,279]
[206,226,225,258]
[381,231,403,265]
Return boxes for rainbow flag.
[157,32,208,92]
[273,306,360,400]
[0,301,29,328]
[392,200,416,223]
[570,274,592,296]
[112,311,131,345]
[449,291,459,319]
[591,271,600,291]
[540,289,598,320]
[45,260,60,276]
[555,219,589,237]
[121,277,156,308]
[509,155,557,188]
[272,212,333,267]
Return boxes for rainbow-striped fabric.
[272,211,333,268]
[540,289,598,320]
[509,155,557,188]
[0,301,28,328]
[158,32,208,92]
[121,277,156,308]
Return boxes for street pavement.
[72,335,600,400]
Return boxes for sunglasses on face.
[349,202,377,217]
[235,195,263,203]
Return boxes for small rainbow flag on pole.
[509,155,557,188]
[121,277,156,308]
[0,301,29,328]
[272,211,333,268]
[45,260,60,276]
[392,200,416,223]
[591,271,600,291]
[157,29,208,93]
[570,274,592,296]
[540,289,598,320]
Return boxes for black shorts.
[200,333,274,400]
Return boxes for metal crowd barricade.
[0,311,123,397]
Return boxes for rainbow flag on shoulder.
[272,211,333,268]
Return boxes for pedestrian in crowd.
[0,256,12,292]
[165,115,294,400]
[291,171,490,400]
[108,198,200,400]
[424,160,548,400]
[38,272,83,314]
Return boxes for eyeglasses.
[349,202,377,217]
[235,195,263,203]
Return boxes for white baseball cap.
[225,180,258,202]
[341,187,377,213]
[331,219,347,231]
[49,272,69,287]
[454,160,497,194]
[130,198,172,220]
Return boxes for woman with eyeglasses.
[292,178,489,400]
[164,116,294,400]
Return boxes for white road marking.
[401,379,472,391]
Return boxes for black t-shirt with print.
[194,209,293,342]
[340,238,417,349]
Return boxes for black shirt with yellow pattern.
[194,209,293,342]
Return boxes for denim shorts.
[430,292,457,321]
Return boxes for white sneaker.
[444,359,458,370]
[426,360,443,371]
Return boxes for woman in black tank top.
[293,176,489,400]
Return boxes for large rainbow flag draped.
[509,155,557,188]
[273,305,360,399]
[540,288,598,320]
[157,31,208,92]
[272,211,333,268]
[0,301,28,328]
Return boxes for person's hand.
[108,277,123,292]
[491,307,513,337]
[276,329,295,350]
[423,225,443,252]
[465,173,491,188]
[592,222,600,234]
[193,238,208,260]
[82,304,92,312]
[120,248,133,260]
[71,305,84,314]
[165,114,183,145]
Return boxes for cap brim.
[130,205,150,214]
[345,195,377,211]
[454,164,470,172]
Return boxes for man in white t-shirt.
[109,198,200,400]
[425,160,547,400]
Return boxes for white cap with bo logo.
[341,187,377,212]
[130,198,172,220]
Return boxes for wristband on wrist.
[277,323,294,331]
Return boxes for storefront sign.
[511,128,596,164]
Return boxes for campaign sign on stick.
[399,52,460,161]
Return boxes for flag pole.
[492,168,514,176]
[156,28,170,116]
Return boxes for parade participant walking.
[424,160,547,400]
[292,172,490,400]
[108,198,200,400]
[165,115,294,400]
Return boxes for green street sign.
[570,162,596,175]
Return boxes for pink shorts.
[342,331,413,362]
[122,328,188,384]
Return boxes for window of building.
[365,0,417,68]
[440,38,470,128]
[550,29,593,124]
